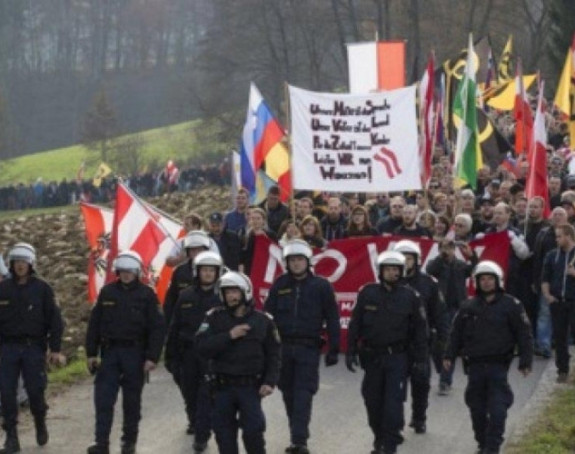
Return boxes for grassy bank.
[506,384,575,454]
[0,120,215,186]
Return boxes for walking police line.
[0,234,533,454]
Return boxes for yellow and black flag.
[554,33,575,149]
[498,36,513,83]
[93,162,112,188]
[477,109,512,170]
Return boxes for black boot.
[0,428,20,454]
[34,416,48,446]
[121,442,136,454]
[87,444,109,454]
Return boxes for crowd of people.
[0,160,230,211]
[1,103,575,454]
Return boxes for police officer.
[164,230,211,326]
[0,242,65,454]
[346,251,428,454]
[392,240,448,434]
[196,271,281,454]
[443,261,533,454]
[85,251,166,454]
[264,239,340,454]
[165,251,224,452]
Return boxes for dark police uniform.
[0,275,63,439]
[196,306,281,454]
[264,272,340,450]
[165,283,221,445]
[541,246,575,375]
[444,292,533,454]
[402,271,448,430]
[85,279,165,450]
[348,283,427,454]
[164,260,195,326]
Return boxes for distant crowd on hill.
[0,161,231,211]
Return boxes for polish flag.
[526,82,550,218]
[107,183,182,301]
[513,59,534,156]
[80,203,114,303]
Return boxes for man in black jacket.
[0,243,65,454]
[393,240,448,434]
[86,251,165,454]
[208,212,241,271]
[426,239,477,395]
[346,251,427,454]
[165,251,223,451]
[265,240,340,453]
[444,260,533,454]
[196,271,281,454]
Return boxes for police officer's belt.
[102,339,143,348]
[2,336,43,345]
[215,374,261,386]
[466,353,513,365]
[362,342,407,355]
[282,337,321,348]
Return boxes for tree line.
[0,0,572,161]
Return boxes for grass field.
[0,119,233,186]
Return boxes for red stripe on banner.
[250,233,510,352]
[379,147,402,174]
[373,153,395,178]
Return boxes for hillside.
[0,120,230,186]
[0,186,233,358]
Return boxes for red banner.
[250,233,510,349]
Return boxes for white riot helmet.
[183,230,211,251]
[393,240,421,264]
[283,239,313,261]
[8,242,36,266]
[113,250,143,277]
[193,251,224,278]
[473,260,504,290]
[217,271,253,304]
[377,250,407,279]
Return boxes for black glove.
[345,353,359,373]
[325,350,339,367]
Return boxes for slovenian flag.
[240,83,291,202]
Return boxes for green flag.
[453,34,482,189]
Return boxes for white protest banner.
[289,85,421,192]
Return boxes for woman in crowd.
[300,215,327,249]
[278,219,302,247]
[433,215,451,241]
[344,205,378,238]
[240,207,277,275]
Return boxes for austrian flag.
[106,183,181,293]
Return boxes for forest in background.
[0,0,572,161]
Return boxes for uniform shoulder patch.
[197,322,210,334]
[262,311,274,320]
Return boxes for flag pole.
[284,81,296,223]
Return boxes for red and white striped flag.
[526,81,550,218]
[419,52,435,187]
[80,202,114,303]
[513,59,533,156]
[106,183,182,299]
